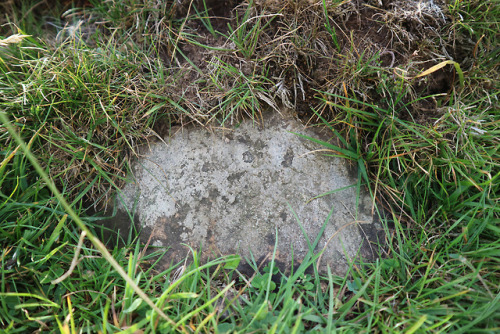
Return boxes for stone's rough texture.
[115,112,382,274]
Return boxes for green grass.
[1,0,499,332]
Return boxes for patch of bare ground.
[154,0,465,134]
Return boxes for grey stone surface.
[110,112,383,275]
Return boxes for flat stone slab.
[110,112,383,275]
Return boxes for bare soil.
[151,0,465,135]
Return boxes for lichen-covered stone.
[110,112,383,275]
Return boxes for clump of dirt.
[154,0,464,134]
[374,0,447,47]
